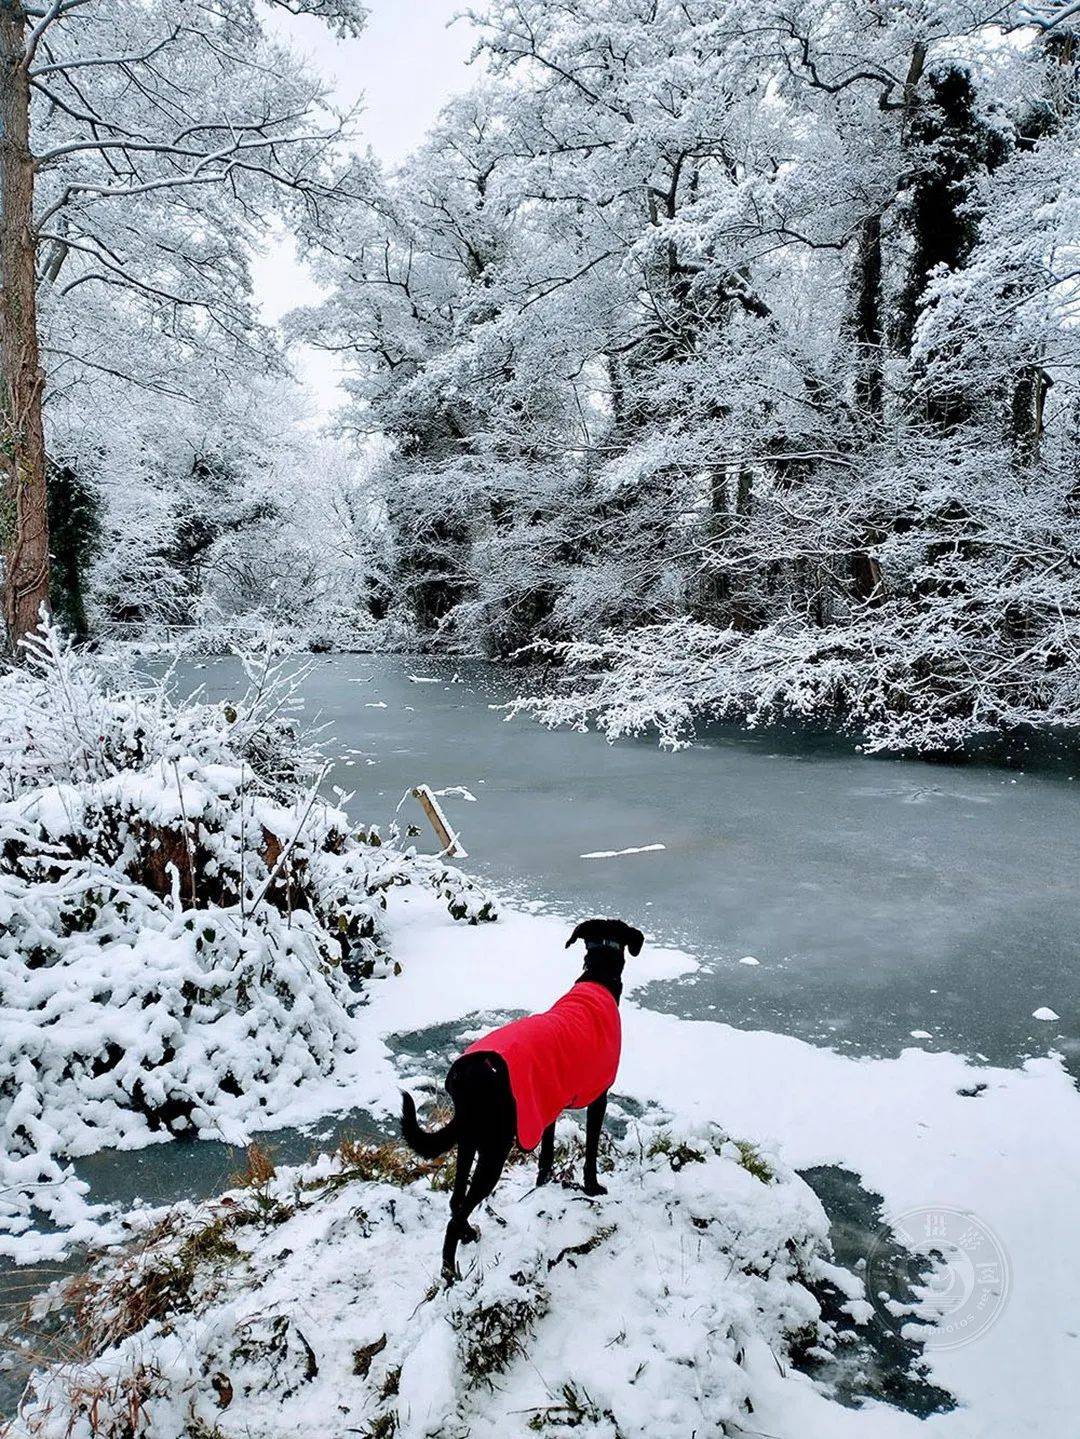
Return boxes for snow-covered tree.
[301,0,1080,749]
[1,0,367,650]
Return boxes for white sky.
[252,0,476,420]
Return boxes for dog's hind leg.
[441,1138,510,1281]
[582,1091,608,1196]
[450,1139,477,1235]
[459,1138,512,1235]
[536,1122,555,1186]
[440,1139,476,1280]
[441,1216,462,1281]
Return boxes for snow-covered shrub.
[0,621,496,1252]
[11,1122,868,1439]
[514,589,1080,755]
[0,621,318,800]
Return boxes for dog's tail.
[400,1091,458,1158]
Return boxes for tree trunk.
[1011,364,1051,468]
[1,4,49,654]
[844,45,926,607]
[850,213,884,418]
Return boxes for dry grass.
[645,1133,707,1170]
[358,1414,398,1439]
[6,1134,449,1410]
[352,1333,387,1377]
[307,1136,455,1195]
[230,1140,277,1189]
[0,1359,163,1439]
[454,1289,551,1388]
[645,1130,774,1184]
[732,1140,774,1185]
[59,1366,160,1439]
[1,1183,291,1435]
[7,1196,274,1387]
[548,1224,617,1273]
[526,1381,621,1433]
[65,1211,244,1354]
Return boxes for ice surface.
[169,656,1079,1068]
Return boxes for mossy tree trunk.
[1,1,49,655]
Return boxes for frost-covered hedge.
[0,623,495,1252]
[516,604,1080,756]
[12,1123,870,1438]
[101,601,423,660]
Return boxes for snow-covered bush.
[0,622,496,1250]
[514,590,1080,755]
[10,1122,868,1438]
[0,625,321,801]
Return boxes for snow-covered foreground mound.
[0,625,494,1255]
[11,1126,867,1439]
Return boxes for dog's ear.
[620,921,644,956]
[565,921,588,949]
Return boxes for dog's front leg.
[536,1123,556,1186]
[582,1092,608,1196]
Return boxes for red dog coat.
[464,981,621,1151]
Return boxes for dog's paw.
[581,1179,608,1197]
[536,1168,552,1188]
[458,1221,479,1245]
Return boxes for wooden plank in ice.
[412,784,468,858]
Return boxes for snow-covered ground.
[12,1124,859,1439]
[6,890,1079,1437]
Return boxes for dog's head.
[565,918,644,957]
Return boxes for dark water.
[798,1167,954,1416]
[174,652,1077,1072]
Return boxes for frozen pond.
[177,652,1077,1073]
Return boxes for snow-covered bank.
[5,893,1077,1436]
[9,1126,873,1439]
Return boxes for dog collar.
[586,938,623,954]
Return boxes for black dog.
[401,917,644,1278]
